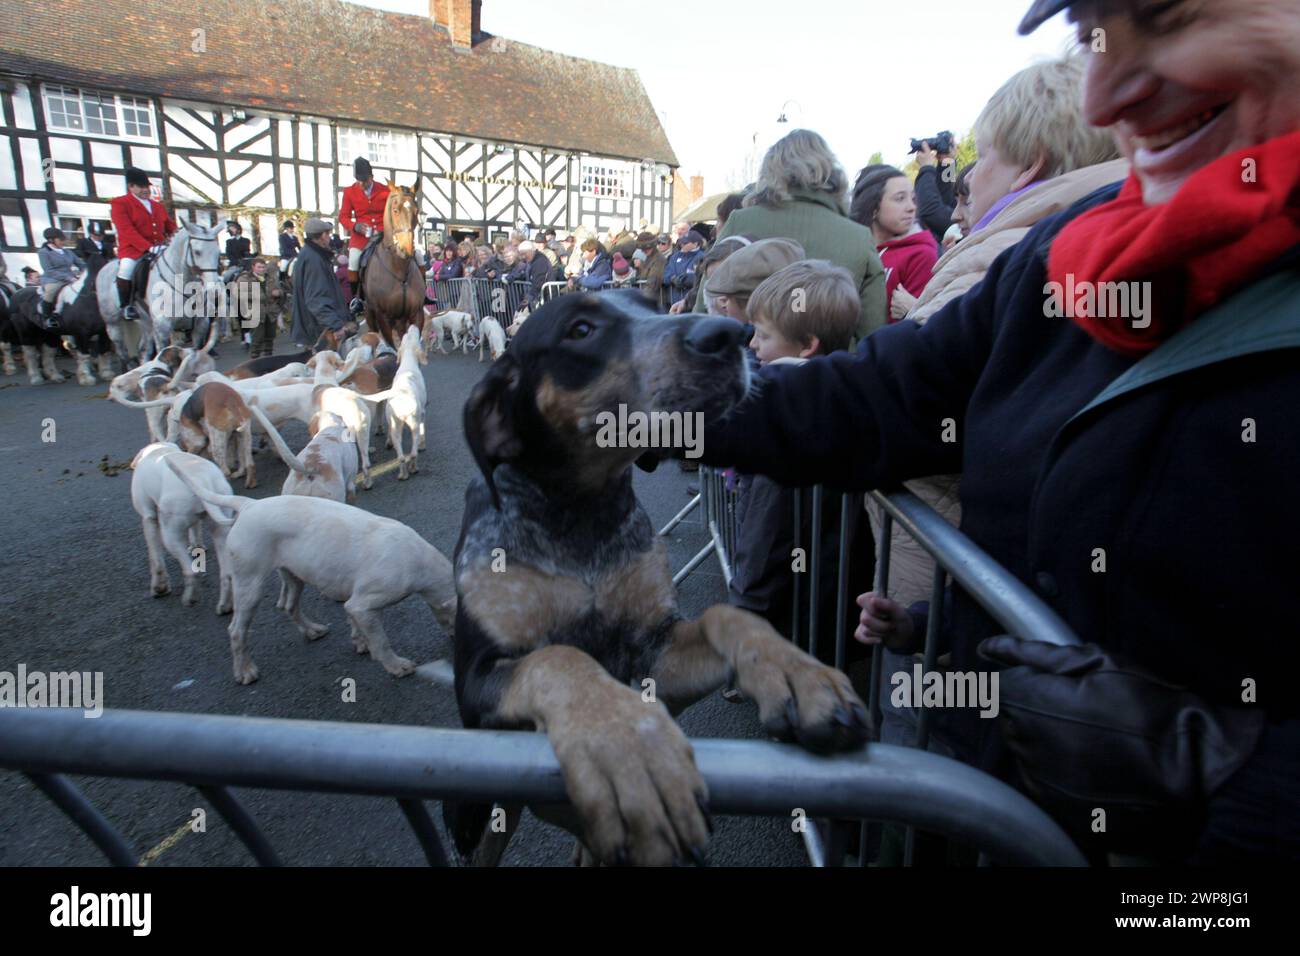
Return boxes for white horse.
[98,221,224,364]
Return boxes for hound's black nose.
[683,317,747,356]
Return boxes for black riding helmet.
[354,157,373,182]
[125,167,150,188]
[43,227,65,242]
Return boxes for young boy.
[727,260,873,670]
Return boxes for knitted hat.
[706,238,806,296]
[612,252,631,277]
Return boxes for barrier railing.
[663,468,1084,866]
[0,707,1085,867]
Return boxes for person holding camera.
[912,133,957,243]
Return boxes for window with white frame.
[579,159,632,200]
[43,85,155,140]
[339,126,417,169]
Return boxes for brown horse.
[363,182,426,348]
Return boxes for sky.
[361,0,1079,193]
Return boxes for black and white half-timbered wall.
[0,0,678,274]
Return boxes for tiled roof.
[0,0,678,165]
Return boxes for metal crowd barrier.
[532,279,648,305]
[0,707,1084,867]
[662,465,739,586]
[539,280,568,303]
[662,468,1084,866]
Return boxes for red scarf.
[1048,129,1300,356]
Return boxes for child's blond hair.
[748,260,859,355]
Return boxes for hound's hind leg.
[344,599,413,676]
[280,570,329,640]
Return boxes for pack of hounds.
[109,292,868,867]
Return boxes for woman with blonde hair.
[719,129,886,336]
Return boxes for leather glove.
[979,636,1264,851]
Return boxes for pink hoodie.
[877,229,938,320]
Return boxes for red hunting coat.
[339,181,390,251]
[110,193,177,260]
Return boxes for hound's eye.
[566,320,594,340]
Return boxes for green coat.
[718,189,887,338]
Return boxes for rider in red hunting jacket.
[109,167,177,319]
[338,157,389,313]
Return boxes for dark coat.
[660,247,701,304]
[290,240,349,346]
[435,256,466,280]
[504,259,529,283]
[75,235,115,262]
[915,164,957,242]
[524,252,551,305]
[224,235,252,266]
[638,249,667,311]
[279,232,301,260]
[700,182,1300,857]
[577,251,613,290]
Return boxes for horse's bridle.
[156,231,220,288]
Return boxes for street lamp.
[776,99,803,124]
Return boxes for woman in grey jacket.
[37,228,85,327]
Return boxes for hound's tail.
[110,390,179,409]
[355,387,399,404]
[249,405,309,475]
[163,455,249,526]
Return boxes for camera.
[909,130,955,155]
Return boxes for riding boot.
[40,297,60,331]
[116,277,137,321]
[348,271,364,316]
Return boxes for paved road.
[0,342,806,867]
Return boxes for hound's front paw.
[232,659,260,685]
[737,641,869,754]
[551,685,710,867]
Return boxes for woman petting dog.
[697,0,1300,864]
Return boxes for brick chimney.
[431,0,481,49]
[689,175,704,203]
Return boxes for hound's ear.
[388,177,397,189]
[634,452,660,473]
[464,353,523,509]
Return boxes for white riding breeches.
[118,257,140,280]
[348,247,362,271]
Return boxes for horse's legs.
[21,345,43,385]
[104,318,131,375]
[74,347,95,386]
[40,340,64,383]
